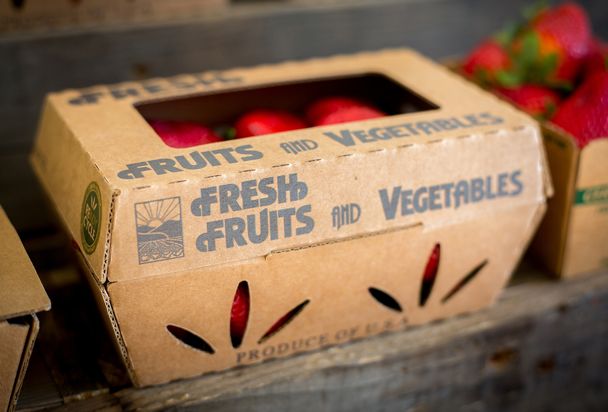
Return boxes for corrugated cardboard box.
[0,208,50,412]
[449,60,607,278]
[31,49,551,386]
[530,125,608,277]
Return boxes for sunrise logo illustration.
[135,197,184,264]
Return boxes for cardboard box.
[31,49,551,386]
[0,0,226,34]
[530,124,608,277]
[448,60,607,278]
[0,208,50,412]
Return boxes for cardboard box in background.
[0,208,50,412]
[31,49,551,386]
[447,61,608,278]
[530,125,608,278]
[0,0,227,34]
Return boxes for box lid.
[0,207,50,321]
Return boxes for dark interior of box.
[135,73,439,127]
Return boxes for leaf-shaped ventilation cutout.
[166,325,215,354]
[419,243,440,307]
[258,300,310,344]
[441,260,488,304]
[230,281,250,349]
[368,287,403,312]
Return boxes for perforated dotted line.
[127,126,532,192]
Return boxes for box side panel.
[0,208,50,320]
[0,319,30,412]
[10,316,38,412]
[530,125,579,275]
[109,126,547,282]
[77,252,137,385]
[562,138,608,277]
[31,98,117,283]
[108,201,541,386]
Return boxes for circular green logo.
[81,182,102,255]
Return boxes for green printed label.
[574,184,608,206]
[81,182,102,254]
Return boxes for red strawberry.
[419,243,440,306]
[518,2,592,84]
[306,96,379,125]
[495,85,561,118]
[584,38,608,78]
[150,120,222,148]
[551,71,608,147]
[462,39,511,84]
[316,106,385,126]
[235,110,306,138]
[230,282,250,347]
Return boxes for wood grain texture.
[2,0,608,231]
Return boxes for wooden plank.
[16,260,608,411]
[0,152,54,233]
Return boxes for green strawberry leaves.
[493,32,542,88]
[216,126,237,140]
[472,67,494,87]
[496,70,522,88]
[494,22,523,47]
[493,31,572,91]
[544,100,558,120]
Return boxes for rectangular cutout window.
[136,73,439,148]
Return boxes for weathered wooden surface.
[16,254,608,411]
[3,0,608,231]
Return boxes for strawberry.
[551,71,608,147]
[419,243,440,306]
[510,2,592,86]
[495,85,561,118]
[235,110,307,138]
[230,282,250,347]
[150,120,222,148]
[316,106,385,126]
[306,96,380,125]
[462,40,511,84]
[584,38,608,78]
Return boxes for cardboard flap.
[0,319,30,412]
[577,138,608,186]
[0,208,50,321]
[529,124,579,275]
[560,137,608,276]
